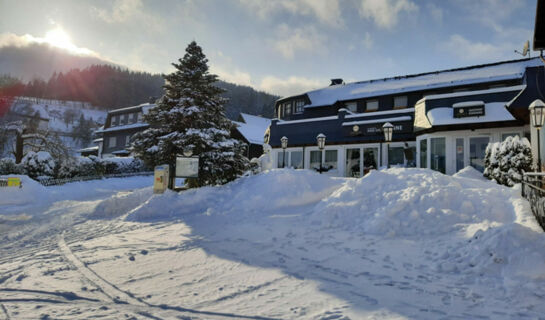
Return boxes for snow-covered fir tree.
[131,41,248,187]
[484,136,533,186]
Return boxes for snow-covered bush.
[0,158,23,175]
[21,151,56,179]
[484,136,533,186]
[56,157,79,178]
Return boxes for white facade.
[416,126,528,175]
[272,141,416,177]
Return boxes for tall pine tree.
[131,41,248,187]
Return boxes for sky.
[0,0,539,97]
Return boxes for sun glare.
[42,27,93,55]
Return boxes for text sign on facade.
[453,106,485,118]
[175,156,199,178]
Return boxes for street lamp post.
[383,122,394,169]
[281,136,288,168]
[530,100,545,172]
[316,133,326,174]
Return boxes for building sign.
[453,105,485,118]
[175,156,199,178]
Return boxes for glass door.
[469,137,490,172]
[363,147,379,175]
[345,148,361,177]
[455,138,465,172]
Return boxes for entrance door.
[469,137,490,172]
[345,148,361,177]
[363,147,379,175]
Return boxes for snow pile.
[453,165,488,181]
[21,151,55,178]
[0,175,47,206]
[89,187,153,219]
[127,169,344,221]
[311,168,515,236]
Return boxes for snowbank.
[0,175,47,206]
[127,169,344,221]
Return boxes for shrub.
[21,151,56,179]
[0,158,23,175]
[484,136,533,186]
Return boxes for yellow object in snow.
[0,177,22,188]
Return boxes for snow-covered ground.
[1,168,544,319]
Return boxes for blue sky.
[0,0,538,97]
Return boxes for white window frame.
[294,100,305,114]
[108,136,116,148]
[284,102,292,116]
[345,102,357,113]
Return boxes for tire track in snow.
[58,234,147,306]
[0,303,9,320]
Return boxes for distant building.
[95,103,154,158]
[232,113,271,159]
[269,58,545,176]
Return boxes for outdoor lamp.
[529,99,545,171]
[383,122,394,143]
[281,136,288,168]
[317,133,326,150]
[383,122,394,169]
[316,133,326,173]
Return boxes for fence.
[521,172,545,231]
[38,171,153,187]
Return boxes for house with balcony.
[95,103,154,158]
[268,58,545,177]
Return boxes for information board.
[175,156,199,178]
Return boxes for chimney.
[330,78,343,86]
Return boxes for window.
[363,148,378,172]
[108,136,116,148]
[283,102,292,116]
[420,139,427,168]
[111,115,118,127]
[125,135,131,146]
[130,113,137,123]
[120,114,128,125]
[310,151,321,170]
[366,100,379,112]
[393,96,408,109]
[277,152,287,168]
[137,112,143,122]
[430,137,446,174]
[345,102,357,113]
[388,147,405,166]
[456,138,464,172]
[290,151,303,169]
[325,150,338,170]
[294,100,305,113]
[469,137,490,172]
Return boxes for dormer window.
[283,102,292,116]
[111,115,118,127]
[366,100,379,112]
[394,96,407,109]
[294,100,305,113]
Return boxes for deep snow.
[1,168,544,319]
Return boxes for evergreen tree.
[131,41,248,187]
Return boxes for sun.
[42,27,93,55]
[44,28,74,50]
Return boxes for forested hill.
[4,65,279,120]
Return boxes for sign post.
[174,155,200,190]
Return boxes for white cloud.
[0,32,99,57]
[440,34,513,62]
[211,64,253,87]
[240,0,343,28]
[91,0,165,33]
[259,75,323,97]
[358,0,418,29]
[272,24,326,60]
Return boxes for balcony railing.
[521,172,545,231]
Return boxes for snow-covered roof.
[109,103,155,114]
[78,146,99,153]
[427,102,516,126]
[234,113,271,145]
[95,122,148,133]
[300,58,541,108]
